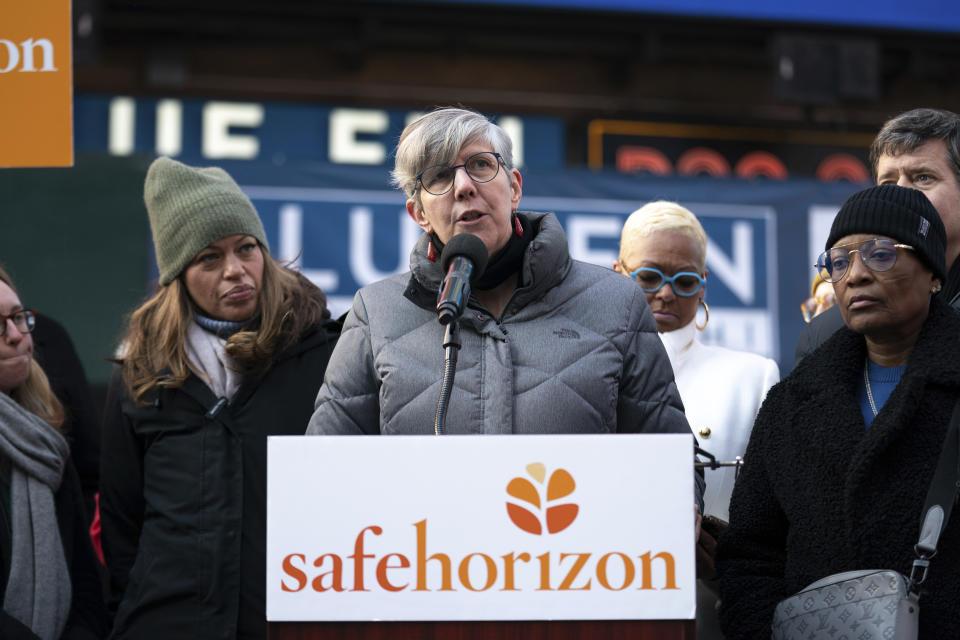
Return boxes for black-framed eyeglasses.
[416,152,504,196]
[628,267,705,297]
[815,238,915,284]
[0,309,37,337]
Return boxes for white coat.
[659,319,780,521]
[661,318,779,640]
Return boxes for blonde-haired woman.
[0,267,107,640]
[614,201,779,640]
[99,158,338,640]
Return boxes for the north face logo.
[553,328,580,339]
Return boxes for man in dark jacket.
[795,108,960,364]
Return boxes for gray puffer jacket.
[308,212,700,498]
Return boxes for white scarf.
[185,322,242,400]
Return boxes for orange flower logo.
[505,463,578,535]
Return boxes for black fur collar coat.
[717,298,960,639]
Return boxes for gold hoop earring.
[696,299,709,331]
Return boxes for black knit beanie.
[826,184,946,281]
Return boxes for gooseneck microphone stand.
[434,320,461,435]
[433,234,488,435]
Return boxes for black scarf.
[428,213,533,290]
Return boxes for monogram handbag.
[771,569,918,640]
[771,400,960,640]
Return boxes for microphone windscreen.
[440,233,489,282]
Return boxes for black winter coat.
[717,299,960,639]
[32,314,101,523]
[99,322,338,640]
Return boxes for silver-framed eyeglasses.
[628,267,706,297]
[416,152,504,196]
[815,238,915,283]
[0,309,37,337]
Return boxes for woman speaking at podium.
[306,107,703,508]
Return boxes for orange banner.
[0,0,73,167]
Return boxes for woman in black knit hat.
[716,184,960,639]
[99,157,339,640]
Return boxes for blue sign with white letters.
[74,94,565,169]
[213,160,859,371]
[74,93,860,372]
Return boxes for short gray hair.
[391,107,514,209]
[870,108,960,184]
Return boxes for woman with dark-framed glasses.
[716,184,960,638]
[0,266,108,639]
[614,201,778,640]
[306,107,703,508]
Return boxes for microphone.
[436,234,488,325]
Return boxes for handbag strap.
[909,397,960,592]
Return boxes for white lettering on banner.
[156,99,182,157]
[278,203,340,291]
[0,38,56,73]
[202,102,263,159]
[0,40,17,73]
[566,215,622,268]
[705,222,754,304]
[349,207,421,286]
[100,98,529,165]
[808,205,839,270]
[108,96,135,155]
[329,109,389,165]
[19,38,56,72]
[498,116,524,168]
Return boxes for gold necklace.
[864,359,879,417]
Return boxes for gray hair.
[391,107,514,209]
[870,108,960,183]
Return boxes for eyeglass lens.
[0,309,36,337]
[817,239,902,283]
[419,152,501,195]
[634,268,703,296]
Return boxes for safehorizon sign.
[266,434,696,621]
[0,0,73,167]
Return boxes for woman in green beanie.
[99,157,339,640]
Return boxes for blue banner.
[426,0,960,34]
[208,160,860,373]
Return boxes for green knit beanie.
[144,157,269,285]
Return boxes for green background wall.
[0,153,152,388]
